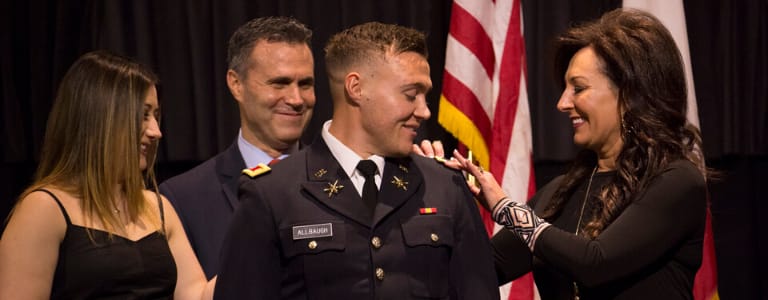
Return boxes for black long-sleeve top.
[492,160,707,299]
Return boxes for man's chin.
[275,134,302,146]
[388,144,413,158]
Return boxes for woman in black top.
[0,51,214,299]
[451,9,710,299]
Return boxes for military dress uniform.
[214,138,499,300]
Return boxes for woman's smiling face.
[557,46,622,158]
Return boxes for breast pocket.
[401,215,455,298]
[280,221,346,257]
[279,221,346,297]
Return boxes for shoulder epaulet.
[433,156,455,169]
[433,156,448,164]
[242,163,272,178]
[431,155,466,175]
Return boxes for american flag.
[438,0,537,298]
[440,1,717,299]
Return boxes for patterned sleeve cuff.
[529,223,551,251]
[491,199,551,250]
[491,197,515,223]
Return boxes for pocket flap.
[401,215,454,248]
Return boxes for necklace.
[573,166,598,300]
[112,201,122,214]
[575,166,598,236]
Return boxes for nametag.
[292,223,333,240]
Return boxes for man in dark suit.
[215,22,499,299]
[159,16,316,279]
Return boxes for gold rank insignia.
[391,176,408,191]
[398,164,409,173]
[242,163,271,178]
[323,179,344,197]
[314,168,328,178]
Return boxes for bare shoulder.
[141,189,161,203]
[4,187,68,239]
[142,189,182,234]
[141,189,172,211]
[15,188,67,220]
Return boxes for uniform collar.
[320,120,384,179]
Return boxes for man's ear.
[226,69,244,103]
[345,72,363,103]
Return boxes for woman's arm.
[534,161,707,286]
[453,149,707,287]
[491,229,532,284]
[0,190,66,299]
[157,193,213,300]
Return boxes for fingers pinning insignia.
[433,156,457,169]
[242,163,271,178]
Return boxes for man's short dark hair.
[227,16,312,75]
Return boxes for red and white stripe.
[438,0,537,299]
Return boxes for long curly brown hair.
[541,9,707,239]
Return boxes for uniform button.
[430,233,439,242]
[375,267,385,281]
[308,240,318,249]
[371,236,382,249]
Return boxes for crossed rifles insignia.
[316,162,412,198]
[391,176,408,191]
[323,180,344,197]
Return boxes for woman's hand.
[451,150,508,211]
[452,153,549,250]
[412,140,462,169]
[412,140,548,249]
[411,139,509,211]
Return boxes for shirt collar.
[237,129,296,168]
[321,120,384,178]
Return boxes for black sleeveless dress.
[38,189,177,299]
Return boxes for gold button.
[371,236,382,249]
[375,267,385,280]
[430,233,439,242]
[308,240,317,249]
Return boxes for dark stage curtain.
[1,0,766,298]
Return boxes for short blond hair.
[324,22,427,79]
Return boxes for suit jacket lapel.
[301,140,373,228]
[373,156,423,226]
[216,141,246,210]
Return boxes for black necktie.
[356,160,378,214]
